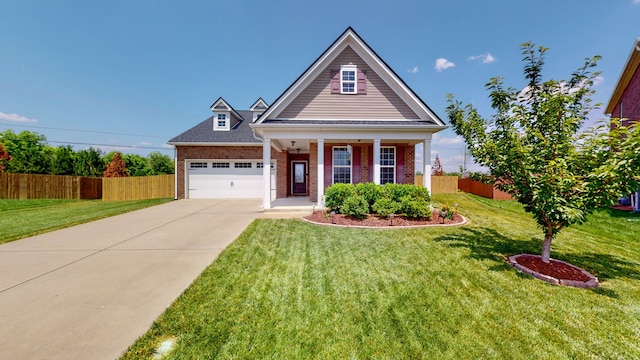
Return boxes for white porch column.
[373,138,381,185]
[423,135,432,195]
[317,139,325,207]
[262,138,271,210]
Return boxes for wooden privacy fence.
[0,173,102,199]
[458,178,513,200]
[102,174,174,201]
[414,175,459,193]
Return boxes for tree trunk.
[541,230,553,263]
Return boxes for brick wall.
[611,65,640,123]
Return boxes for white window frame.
[332,146,352,184]
[380,146,396,184]
[189,162,208,169]
[340,65,357,94]
[213,112,230,131]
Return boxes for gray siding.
[276,46,419,120]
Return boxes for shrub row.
[324,182,431,219]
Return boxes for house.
[605,37,640,210]
[168,27,447,209]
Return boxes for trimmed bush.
[342,195,369,219]
[384,183,431,203]
[372,197,399,218]
[355,182,385,212]
[324,183,356,213]
[399,196,431,219]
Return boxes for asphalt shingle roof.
[168,110,260,144]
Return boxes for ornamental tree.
[0,142,11,172]
[446,42,639,263]
[104,152,129,177]
[432,154,444,176]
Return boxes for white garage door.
[187,160,276,199]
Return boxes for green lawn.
[0,198,173,244]
[121,193,640,359]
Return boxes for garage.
[186,160,275,199]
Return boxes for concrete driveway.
[0,199,289,360]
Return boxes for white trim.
[332,146,352,184]
[263,139,272,209]
[213,112,230,131]
[373,139,380,185]
[317,139,325,207]
[168,142,262,146]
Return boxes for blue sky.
[1,0,639,172]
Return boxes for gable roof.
[605,38,640,115]
[168,110,260,145]
[254,27,446,127]
[210,97,244,120]
[250,97,269,111]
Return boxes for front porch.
[267,196,316,213]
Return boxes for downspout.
[173,145,178,200]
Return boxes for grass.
[121,193,640,359]
[0,198,174,244]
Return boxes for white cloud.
[0,111,38,123]
[407,66,419,74]
[468,53,496,64]
[434,58,455,72]
[593,75,604,87]
[432,133,464,145]
[634,0,640,5]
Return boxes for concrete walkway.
[0,199,299,360]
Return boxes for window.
[340,65,357,94]
[211,162,230,168]
[332,146,351,184]
[217,113,227,127]
[380,147,395,185]
[190,162,208,168]
[257,162,275,169]
[234,162,252,168]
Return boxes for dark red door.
[292,161,307,195]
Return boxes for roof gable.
[210,97,244,120]
[606,38,640,116]
[255,27,445,126]
[250,98,269,111]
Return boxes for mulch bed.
[303,210,465,227]
[508,254,599,288]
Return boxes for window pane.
[342,71,355,81]
[333,148,351,166]
[333,167,351,184]
[381,167,394,185]
[342,83,355,93]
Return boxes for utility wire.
[0,122,170,139]
[47,140,172,151]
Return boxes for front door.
[292,161,307,195]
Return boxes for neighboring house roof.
[254,27,446,127]
[168,110,261,145]
[605,38,640,116]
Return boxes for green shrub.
[324,183,356,213]
[342,195,369,219]
[399,196,431,219]
[372,197,399,218]
[355,182,385,212]
[384,183,431,203]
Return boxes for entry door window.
[333,146,351,184]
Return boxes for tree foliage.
[74,147,105,177]
[445,42,639,263]
[148,151,174,175]
[0,142,10,172]
[50,145,75,175]
[104,152,129,177]
[0,130,50,174]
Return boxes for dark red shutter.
[324,145,332,187]
[357,70,367,95]
[396,146,405,184]
[352,146,361,183]
[330,70,340,94]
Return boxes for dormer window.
[217,114,227,127]
[340,65,357,94]
[213,112,230,131]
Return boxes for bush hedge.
[324,182,431,219]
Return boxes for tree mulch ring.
[303,210,466,228]
[508,254,599,288]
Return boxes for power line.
[47,140,172,151]
[0,122,170,139]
